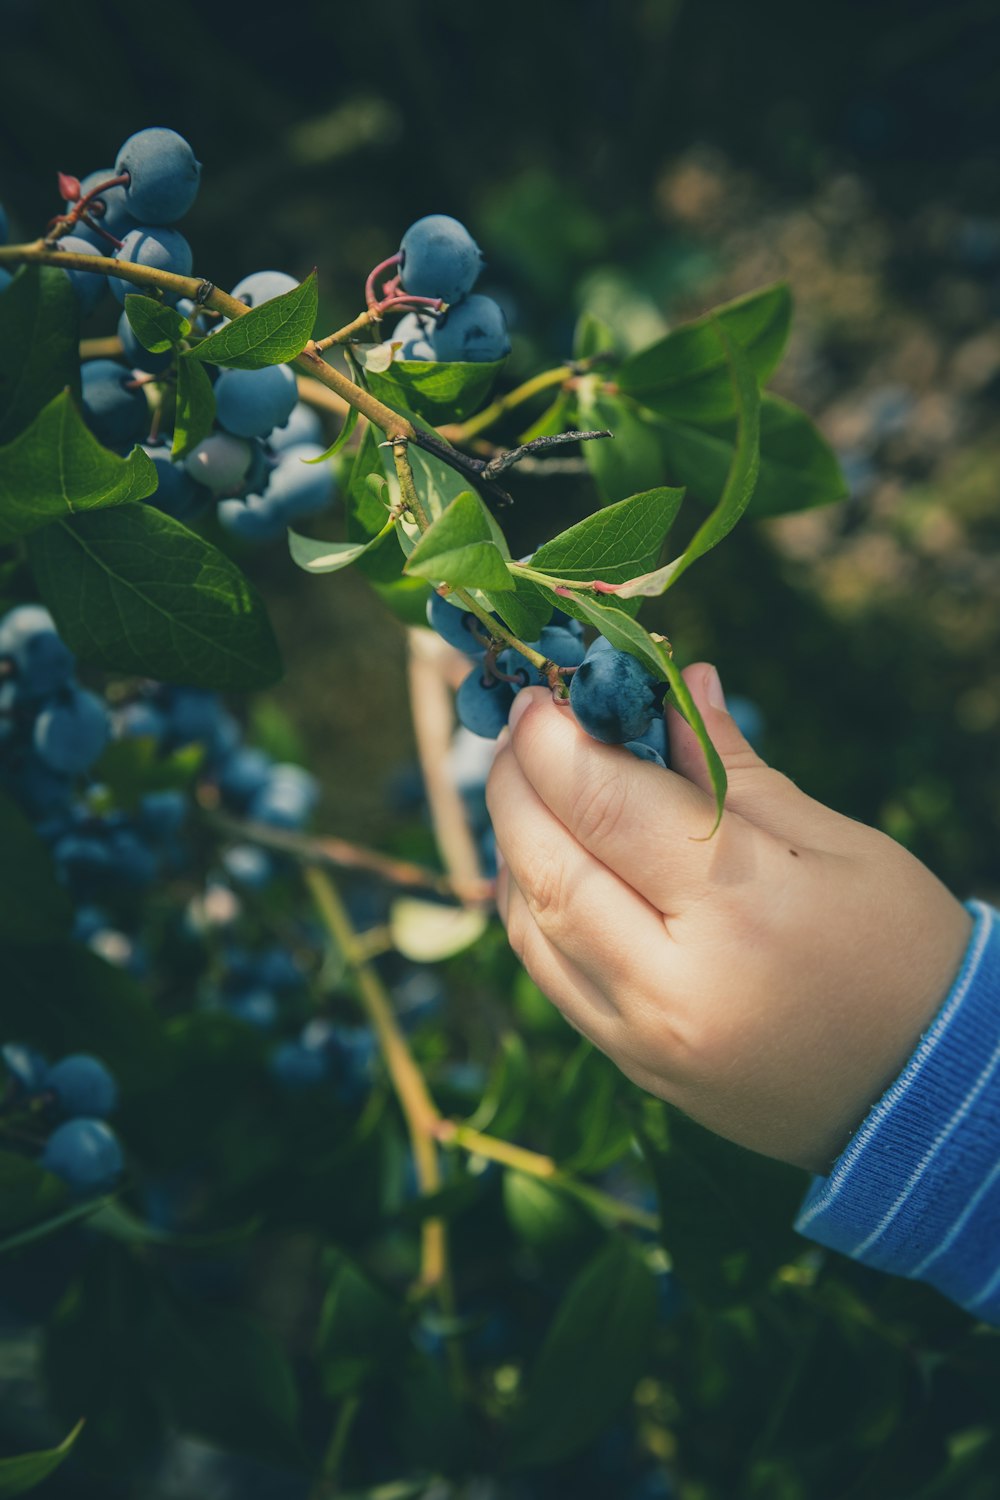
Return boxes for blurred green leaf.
[659,392,848,517]
[507,1238,656,1467]
[466,1032,532,1138]
[573,310,618,361]
[28,506,282,689]
[0,788,73,942]
[187,272,318,369]
[0,265,80,444]
[0,1153,69,1238]
[318,1250,408,1397]
[517,390,572,444]
[365,355,506,423]
[503,1172,602,1266]
[0,1419,84,1497]
[0,391,157,542]
[618,281,791,422]
[123,293,190,353]
[405,490,513,591]
[93,736,203,813]
[171,355,215,459]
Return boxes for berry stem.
[364,250,402,309]
[439,363,575,443]
[48,170,130,239]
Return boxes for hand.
[486,663,973,1172]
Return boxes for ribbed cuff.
[795,899,1000,1323]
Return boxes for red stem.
[365,251,403,309]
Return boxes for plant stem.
[433,1120,661,1232]
[0,241,414,441]
[309,1392,362,1499]
[303,866,452,1300]
[439,364,574,443]
[80,335,124,360]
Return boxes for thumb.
[666,662,819,837]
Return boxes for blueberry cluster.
[1,1043,123,1196]
[385,214,511,364]
[426,593,671,763]
[48,130,336,541]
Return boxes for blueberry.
[248,763,318,829]
[0,606,74,698]
[214,364,298,439]
[80,359,148,450]
[585,634,616,659]
[68,167,137,239]
[2,1043,48,1096]
[53,832,112,888]
[47,1054,118,1118]
[256,444,335,522]
[114,699,165,742]
[33,688,110,775]
[217,493,286,543]
[429,294,510,363]
[0,202,8,244]
[270,1040,328,1090]
[229,270,298,308]
[456,668,515,739]
[399,215,484,303]
[225,988,279,1030]
[116,128,201,224]
[629,713,669,768]
[106,828,158,887]
[726,694,765,750]
[569,650,663,744]
[221,843,273,888]
[253,947,304,992]
[625,740,667,768]
[41,1118,124,1195]
[138,789,187,840]
[217,746,273,808]
[391,310,438,361]
[111,227,193,306]
[267,401,324,453]
[141,442,207,520]
[426,591,488,657]
[183,432,255,495]
[56,234,107,315]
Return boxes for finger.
[487,735,671,993]
[503,687,762,914]
[667,663,857,846]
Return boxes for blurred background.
[3,0,1000,896]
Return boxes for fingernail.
[495,726,510,749]
[705,664,727,711]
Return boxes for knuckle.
[570,771,630,849]
[523,847,567,930]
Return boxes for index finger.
[503,687,759,914]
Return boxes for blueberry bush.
[0,128,996,1500]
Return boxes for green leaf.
[0,787,73,942]
[171,355,215,460]
[405,490,514,592]
[466,1032,532,1138]
[93,736,203,814]
[28,506,282,689]
[186,272,318,369]
[556,594,667,679]
[618,281,791,422]
[304,401,357,463]
[527,486,684,589]
[507,1238,656,1468]
[613,325,760,598]
[317,1251,408,1397]
[0,1152,68,1237]
[123,293,190,353]
[573,309,618,361]
[0,1196,112,1258]
[577,388,667,504]
[288,515,394,575]
[0,1420,84,1497]
[654,644,728,831]
[484,572,554,641]
[365,355,506,423]
[659,392,848,518]
[636,1101,805,1306]
[0,391,157,543]
[503,1172,601,1264]
[87,1199,260,1251]
[0,265,80,443]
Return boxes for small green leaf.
[186,272,319,369]
[171,356,216,460]
[507,1238,657,1468]
[466,1032,532,1138]
[613,325,760,598]
[0,1419,85,1497]
[0,391,157,543]
[123,293,191,353]
[653,641,728,831]
[405,490,514,592]
[288,516,394,575]
[0,265,80,444]
[304,402,357,463]
[365,355,506,423]
[0,788,73,942]
[28,506,282,689]
[618,281,791,422]
[573,309,618,361]
[659,392,848,518]
[528,486,684,590]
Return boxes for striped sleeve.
[795,898,1000,1324]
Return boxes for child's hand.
[486,664,973,1172]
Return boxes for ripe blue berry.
[268,402,323,453]
[0,606,74,698]
[258,444,336,523]
[183,433,255,495]
[456,668,515,739]
[229,270,298,308]
[80,359,148,450]
[47,1054,119,1118]
[426,592,488,657]
[270,1040,328,1090]
[391,311,438,361]
[57,235,107,315]
[221,843,273,888]
[111,227,193,306]
[2,1043,48,1096]
[248,763,318,829]
[41,1118,124,1194]
[68,168,137,240]
[217,747,273,808]
[429,294,510,363]
[569,650,664,744]
[33,688,110,775]
[214,364,298,439]
[116,128,201,224]
[141,443,207,520]
[399,215,484,303]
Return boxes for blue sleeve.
[795,898,1000,1324]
